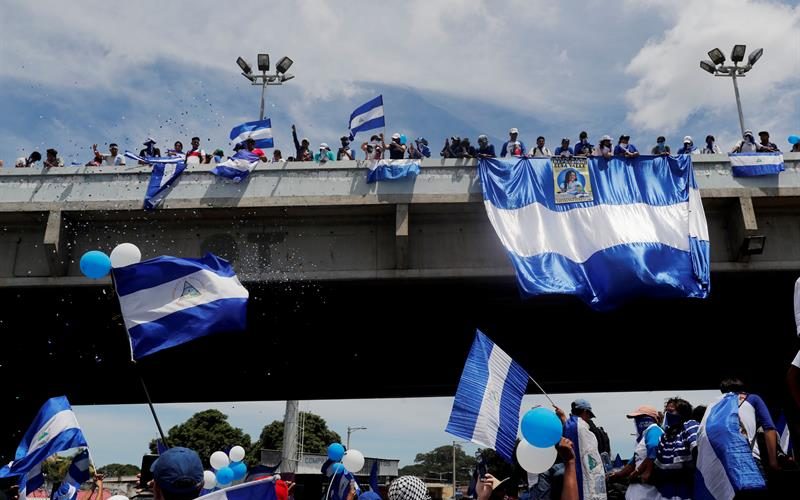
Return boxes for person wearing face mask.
[614,135,639,158]
[575,131,594,156]
[700,135,721,154]
[732,130,758,153]
[650,136,671,156]
[476,135,496,158]
[653,398,699,500]
[593,135,613,159]
[337,136,356,161]
[676,136,699,155]
[387,133,407,159]
[607,405,663,500]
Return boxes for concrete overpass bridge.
[2,155,800,459]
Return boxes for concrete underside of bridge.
[3,271,799,462]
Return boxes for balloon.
[327,443,345,462]
[516,440,557,474]
[230,461,247,480]
[110,243,142,268]
[216,467,234,485]
[520,407,563,448]
[342,449,365,472]
[229,445,246,463]
[79,250,111,279]
[331,463,346,475]
[203,471,217,489]
[210,451,230,470]
[108,496,130,500]
[400,134,407,145]
[789,135,800,145]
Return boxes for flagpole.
[136,363,169,446]
[528,375,556,407]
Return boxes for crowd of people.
[9,127,799,170]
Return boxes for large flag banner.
[230,119,274,149]
[212,150,261,182]
[321,460,360,500]
[348,96,385,141]
[446,330,529,462]
[366,159,420,184]
[729,152,784,177]
[695,394,766,499]
[0,396,88,479]
[563,416,606,500]
[112,253,249,360]
[478,156,710,310]
[197,477,282,500]
[124,151,187,210]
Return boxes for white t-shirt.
[102,154,126,166]
[529,146,552,157]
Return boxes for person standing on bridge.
[93,143,126,165]
[501,128,526,157]
[700,135,722,154]
[292,124,312,161]
[732,130,758,153]
[337,136,356,161]
[244,138,269,162]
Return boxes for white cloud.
[625,0,800,141]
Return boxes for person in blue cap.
[151,447,204,500]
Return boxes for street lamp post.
[347,426,367,448]
[451,440,470,500]
[236,54,295,121]
[699,44,764,137]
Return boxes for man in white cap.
[732,130,758,153]
[138,137,161,164]
[386,133,407,159]
[676,136,698,155]
[594,135,613,159]
[500,128,526,157]
[314,143,335,163]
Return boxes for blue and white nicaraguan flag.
[695,393,766,499]
[729,152,784,177]
[446,330,529,462]
[0,396,88,479]
[366,159,420,184]
[563,415,606,500]
[197,477,281,500]
[230,119,274,149]
[478,155,711,310]
[112,253,249,360]
[17,462,43,500]
[348,95,385,141]
[125,151,187,210]
[321,460,361,500]
[212,150,261,182]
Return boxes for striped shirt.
[656,419,700,468]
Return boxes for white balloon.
[516,440,556,474]
[110,243,142,268]
[229,445,246,463]
[203,470,217,489]
[108,496,129,500]
[342,449,365,473]
[210,451,230,470]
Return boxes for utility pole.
[281,401,299,473]
[347,426,367,448]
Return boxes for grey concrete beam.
[395,203,409,269]
[43,210,68,276]
[727,196,762,262]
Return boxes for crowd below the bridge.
[8,127,799,169]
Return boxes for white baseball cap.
[391,133,401,139]
[683,135,693,143]
[320,143,329,149]
[509,128,519,134]
[601,134,613,141]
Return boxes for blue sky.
[73,391,721,469]
[1,0,798,164]
[2,0,798,472]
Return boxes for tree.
[148,410,252,468]
[252,412,341,460]
[41,454,74,481]
[474,446,525,494]
[398,444,476,482]
[97,464,141,477]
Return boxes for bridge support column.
[43,210,68,276]
[395,204,409,269]
[729,196,764,262]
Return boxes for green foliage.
[97,463,141,477]
[398,444,476,482]
[148,410,252,468]
[41,455,74,480]
[251,412,342,461]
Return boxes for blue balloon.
[216,466,234,485]
[331,463,346,475]
[327,443,345,462]
[520,407,563,448]
[788,135,800,145]
[400,134,407,145]
[80,250,111,279]
[230,461,247,480]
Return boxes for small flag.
[197,477,281,500]
[230,119,273,149]
[694,393,765,499]
[729,152,784,177]
[348,96,385,141]
[112,253,249,360]
[212,150,261,182]
[445,330,529,462]
[126,152,188,211]
[0,396,88,479]
[366,160,420,184]
[368,460,379,493]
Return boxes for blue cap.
[571,398,596,418]
[151,447,204,495]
